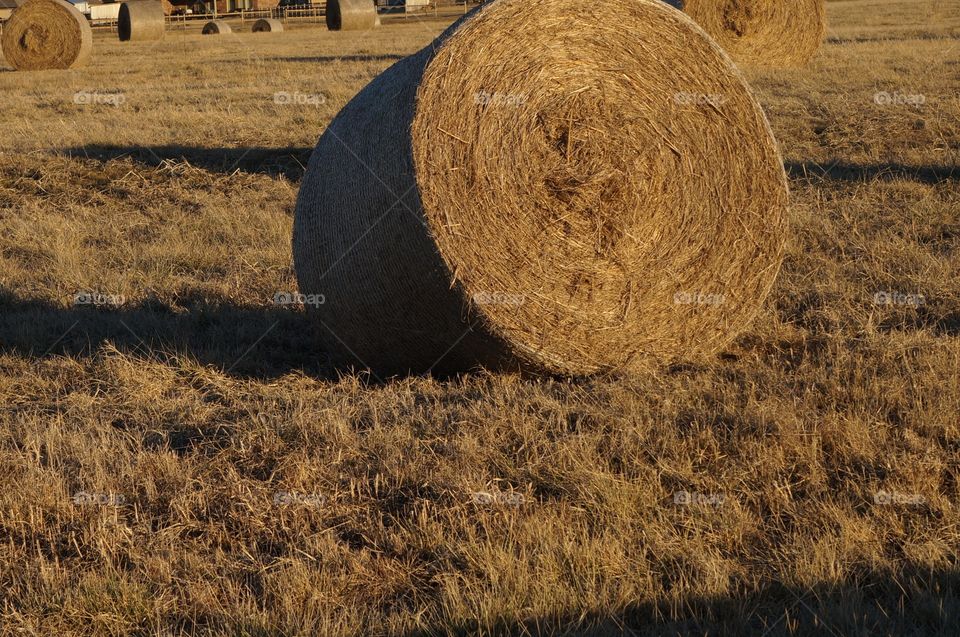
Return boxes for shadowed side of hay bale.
[0,0,92,70]
[251,18,283,32]
[294,47,519,376]
[201,20,231,34]
[663,0,826,67]
[118,0,165,42]
[293,0,789,378]
[326,0,379,31]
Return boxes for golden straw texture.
[326,0,379,31]
[251,18,283,32]
[664,0,826,67]
[1,0,92,71]
[201,20,231,34]
[293,0,789,377]
[118,0,165,42]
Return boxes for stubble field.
[0,0,959,634]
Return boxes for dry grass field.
[0,0,959,634]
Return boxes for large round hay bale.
[0,0,92,71]
[663,0,825,67]
[293,0,789,377]
[118,0,165,42]
[251,18,283,32]
[325,0,378,31]
[201,20,231,35]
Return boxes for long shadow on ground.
[61,145,314,181]
[0,290,332,380]
[259,54,407,64]
[785,160,958,185]
[399,566,960,636]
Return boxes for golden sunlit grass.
[0,1,958,635]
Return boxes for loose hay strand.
[293,0,789,377]
[0,0,92,71]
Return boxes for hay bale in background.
[663,0,825,67]
[294,0,789,377]
[118,0,165,42]
[325,0,379,31]
[201,20,231,34]
[251,18,283,32]
[1,0,92,70]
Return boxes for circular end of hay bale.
[118,0,165,42]
[294,0,789,377]
[326,0,378,31]
[666,0,825,67]
[251,18,283,33]
[1,0,92,71]
[201,20,231,35]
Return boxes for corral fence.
[0,1,480,32]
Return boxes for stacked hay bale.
[1,0,92,70]
[118,0,165,42]
[251,18,283,32]
[663,0,825,67]
[325,0,379,31]
[293,0,789,377]
[202,20,231,34]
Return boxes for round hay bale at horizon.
[201,20,231,34]
[118,0,165,42]
[326,0,379,31]
[663,0,825,67]
[251,18,283,32]
[1,0,92,71]
[293,0,789,377]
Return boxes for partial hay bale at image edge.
[201,20,231,35]
[0,0,92,70]
[293,0,790,377]
[118,0,165,42]
[251,18,284,33]
[663,0,826,67]
[326,0,379,31]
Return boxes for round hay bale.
[0,0,92,71]
[201,20,231,35]
[663,0,825,67]
[118,0,165,42]
[251,18,283,33]
[325,0,378,31]
[293,0,789,377]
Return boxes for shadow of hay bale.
[61,145,313,181]
[0,288,330,380]
[784,160,958,185]
[397,566,960,636]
